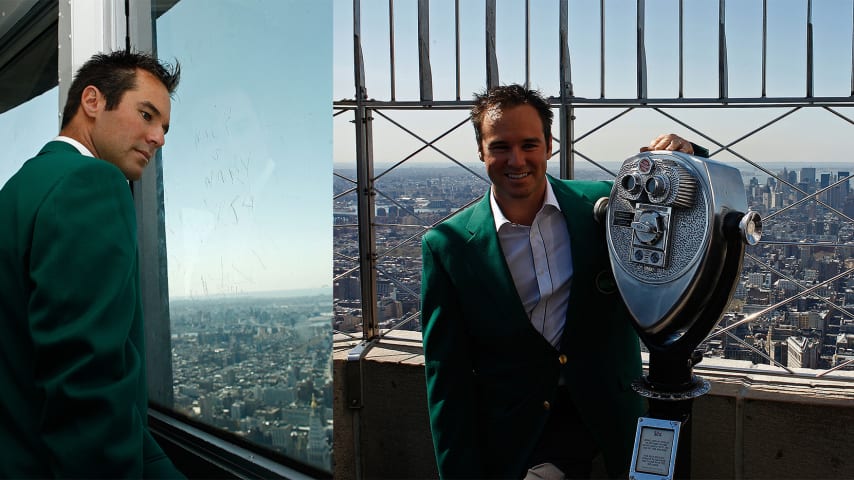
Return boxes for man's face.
[91,69,171,181]
[478,103,551,211]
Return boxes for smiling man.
[421,84,705,479]
[0,50,184,478]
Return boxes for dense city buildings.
[334,161,854,372]
[170,293,333,470]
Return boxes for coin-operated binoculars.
[594,151,762,480]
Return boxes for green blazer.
[421,176,644,479]
[0,141,183,478]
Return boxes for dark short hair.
[470,84,553,149]
[61,50,181,128]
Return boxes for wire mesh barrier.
[333,0,854,379]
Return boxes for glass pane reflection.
[156,0,332,471]
[0,88,58,188]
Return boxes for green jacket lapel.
[550,176,598,282]
[463,193,530,322]
[549,176,601,345]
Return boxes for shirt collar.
[490,178,562,231]
[54,136,94,157]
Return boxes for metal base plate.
[631,375,710,401]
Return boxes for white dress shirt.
[491,181,573,348]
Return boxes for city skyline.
[170,293,333,470]
[333,159,854,372]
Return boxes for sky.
[0,86,57,183]
[332,0,853,171]
[156,0,331,298]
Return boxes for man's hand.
[640,133,694,154]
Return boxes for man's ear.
[79,85,103,119]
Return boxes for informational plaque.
[628,417,681,480]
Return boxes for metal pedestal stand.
[630,350,710,480]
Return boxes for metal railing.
[334,0,854,379]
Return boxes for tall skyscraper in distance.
[787,336,820,369]
[838,171,850,193]
[787,169,798,186]
[307,395,329,468]
[826,171,851,210]
[800,167,816,184]
[799,168,817,198]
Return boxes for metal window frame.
[149,408,330,479]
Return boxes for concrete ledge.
[333,332,436,479]
[692,358,854,479]
[334,333,854,479]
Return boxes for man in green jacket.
[0,50,184,478]
[421,84,706,479]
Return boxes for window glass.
[0,88,58,188]
[156,0,332,471]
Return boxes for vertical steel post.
[762,0,768,97]
[417,0,433,101]
[600,0,606,99]
[525,0,530,89]
[806,0,814,98]
[389,0,396,101]
[353,0,378,341]
[485,0,499,90]
[679,0,685,98]
[455,0,461,100]
[637,0,647,100]
[558,0,574,179]
[349,2,378,478]
[718,0,728,100]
